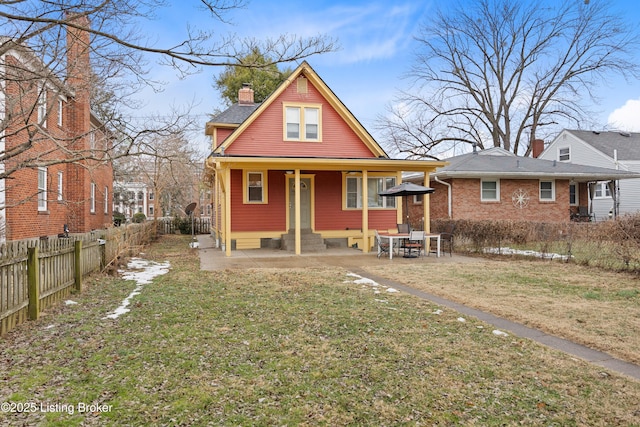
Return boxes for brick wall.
[426,178,571,223]
[2,17,113,241]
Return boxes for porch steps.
[281,229,326,252]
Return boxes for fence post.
[75,240,83,292]
[27,246,40,320]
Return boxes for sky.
[134,0,640,154]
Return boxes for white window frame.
[90,182,96,213]
[558,147,570,162]
[104,186,108,214]
[37,83,47,128]
[57,171,63,201]
[284,103,321,142]
[57,98,63,127]
[594,182,611,199]
[38,167,47,211]
[481,179,500,201]
[345,176,396,209]
[539,180,555,201]
[569,183,578,206]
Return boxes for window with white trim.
[345,176,396,209]
[481,179,499,201]
[37,84,47,128]
[569,183,578,205]
[90,182,96,213]
[594,182,611,198]
[539,180,555,201]
[38,167,47,211]
[284,104,321,141]
[57,171,63,201]
[104,186,109,214]
[57,98,63,127]
[558,147,570,161]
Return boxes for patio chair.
[397,223,410,233]
[375,230,390,259]
[429,223,455,256]
[403,230,425,258]
[577,206,593,222]
[439,223,455,256]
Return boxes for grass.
[0,235,639,425]
[369,256,640,366]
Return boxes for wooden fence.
[0,222,155,337]
[156,217,211,235]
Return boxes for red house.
[204,62,447,256]
[0,16,113,243]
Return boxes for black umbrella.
[379,182,435,225]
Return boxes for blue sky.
[136,0,640,152]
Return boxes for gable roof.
[564,130,640,161]
[206,61,388,158]
[431,147,640,182]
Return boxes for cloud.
[238,2,422,65]
[607,98,640,132]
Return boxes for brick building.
[0,16,113,243]
[405,146,640,228]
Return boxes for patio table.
[377,232,441,259]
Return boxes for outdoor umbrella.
[378,182,435,225]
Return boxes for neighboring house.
[0,16,113,243]
[204,62,447,256]
[539,130,640,220]
[409,146,640,226]
[113,182,153,220]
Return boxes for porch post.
[362,170,369,253]
[294,169,301,255]
[223,166,232,257]
[423,171,431,233]
[396,172,403,225]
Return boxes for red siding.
[225,75,377,158]
[229,170,399,233]
[314,171,397,231]
[230,170,286,232]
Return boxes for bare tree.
[114,131,203,220]
[0,0,337,182]
[377,0,640,159]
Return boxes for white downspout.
[434,176,452,218]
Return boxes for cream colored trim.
[284,173,315,232]
[283,102,322,142]
[242,170,269,204]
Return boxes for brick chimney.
[65,13,92,232]
[66,13,91,133]
[238,83,254,105]
[532,139,545,158]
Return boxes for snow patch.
[104,258,170,320]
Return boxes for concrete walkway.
[196,234,640,381]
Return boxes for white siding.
[541,131,640,219]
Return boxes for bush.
[113,212,126,226]
[174,216,192,234]
[132,213,146,223]
[434,215,640,272]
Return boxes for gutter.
[434,175,452,218]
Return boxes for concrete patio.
[195,234,471,271]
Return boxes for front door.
[288,177,311,230]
